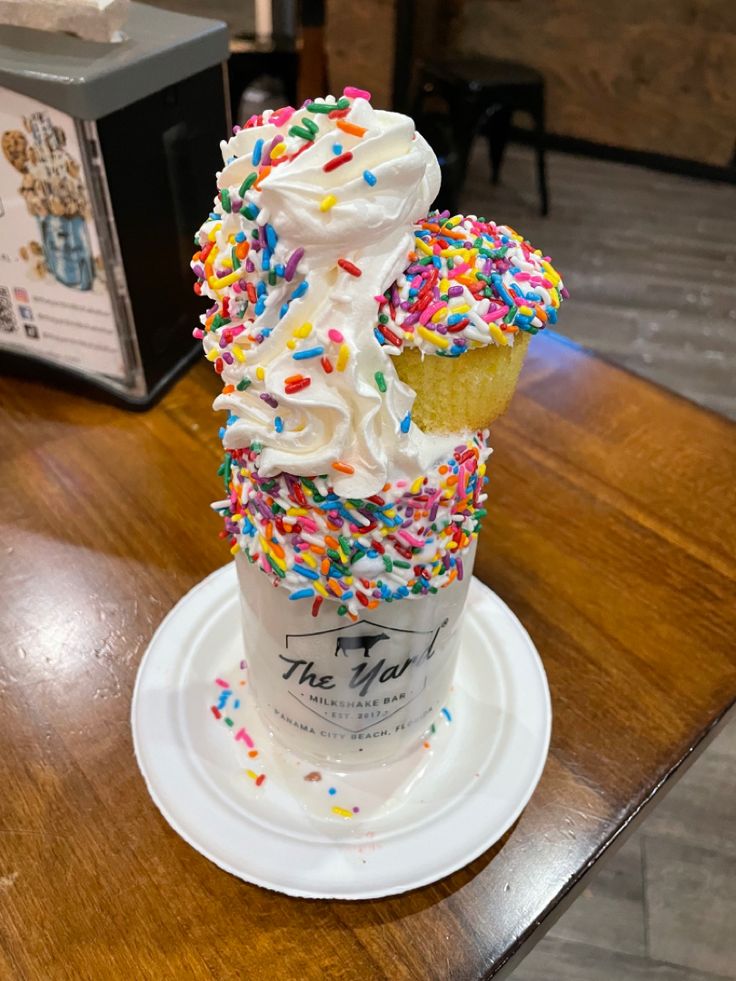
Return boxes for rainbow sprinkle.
[212,430,489,618]
[374,213,568,359]
[210,674,364,817]
[211,677,269,788]
[193,88,566,620]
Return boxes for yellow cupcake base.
[395,333,530,433]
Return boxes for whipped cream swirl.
[195,95,447,498]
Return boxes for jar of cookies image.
[2,113,94,291]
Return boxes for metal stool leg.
[411,74,460,213]
[532,94,549,216]
[448,93,488,211]
[485,105,512,185]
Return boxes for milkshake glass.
[236,541,476,767]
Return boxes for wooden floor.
[460,144,736,420]
[459,148,736,980]
[510,719,736,981]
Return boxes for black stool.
[413,57,549,215]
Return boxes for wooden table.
[1,335,734,981]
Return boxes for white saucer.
[132,563,551,900]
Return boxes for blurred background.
[147,0,736,423]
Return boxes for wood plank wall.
[453,0,736,167]
[324,0,397,110]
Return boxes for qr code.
[0,286,17,333]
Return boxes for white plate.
[132,563,551,900]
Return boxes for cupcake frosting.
[376,214,568,359]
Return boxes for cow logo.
[334,632,389,658]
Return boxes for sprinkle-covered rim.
[213,431,490,620]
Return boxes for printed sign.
[0,87,126,380]
[280,616,450,737]
[237,552,472,765]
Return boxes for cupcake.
[380,215,566,433]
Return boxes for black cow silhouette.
[334,632,389,658]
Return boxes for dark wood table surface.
[1,334,735,981]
